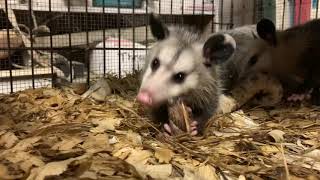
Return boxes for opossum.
[208,25,283,110]
[136,14,236,135]
[238,18,320,105]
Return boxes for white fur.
[174,50,197,72]
[223,34,237,50]
[140,38,202,104]
[140,23,239,105]
[168,73,199,98]
[157,41,180,66]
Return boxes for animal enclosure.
[1,0,319,94]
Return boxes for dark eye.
[172,72,186,84]
[151,58,160,71]
[248,55,258,67]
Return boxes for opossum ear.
[150,13,169,40]
[257,18,277,46]
[203,34,236,66]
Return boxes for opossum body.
[228,72,283,108]
[241,18,320,105]
[136,14,236,135]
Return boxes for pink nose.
[136,90,153,106]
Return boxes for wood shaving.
[0,81,319,179]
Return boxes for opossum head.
[136,14,236,107]
[238,19,277,78]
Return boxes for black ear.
[149,13,169,40]
[257,18,277,46]
[203,34,236,67]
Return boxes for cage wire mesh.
[0,0,319,94]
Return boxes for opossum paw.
[163,123,172,134]
[287,93,307,102]
[287,89,312,102]
[163,120,198,136]
[163,121,183,136]
[190,121,198,136]
[216,94,238,114]
[186,106,192,113]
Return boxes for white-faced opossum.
[136,14,237,135]
[239,18,320,105]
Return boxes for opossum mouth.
[168,97,193,114]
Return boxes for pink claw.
[287,94,305,102]
[191,121,198,126]
[191,126,197,131]
[163,119,199,136]
[164,123,172,134]
[189,121,198,136]
[186,107,192,113]
[191,130,198,136]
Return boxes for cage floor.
[0,86,319,179]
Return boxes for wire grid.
[0,0,319,94]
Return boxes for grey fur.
[213,25,258,92]
[239,19,320,104]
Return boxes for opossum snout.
[136,89,154,106]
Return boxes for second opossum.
[209,25,283,111]
[239,18,320,105]
[136,14,237,135]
